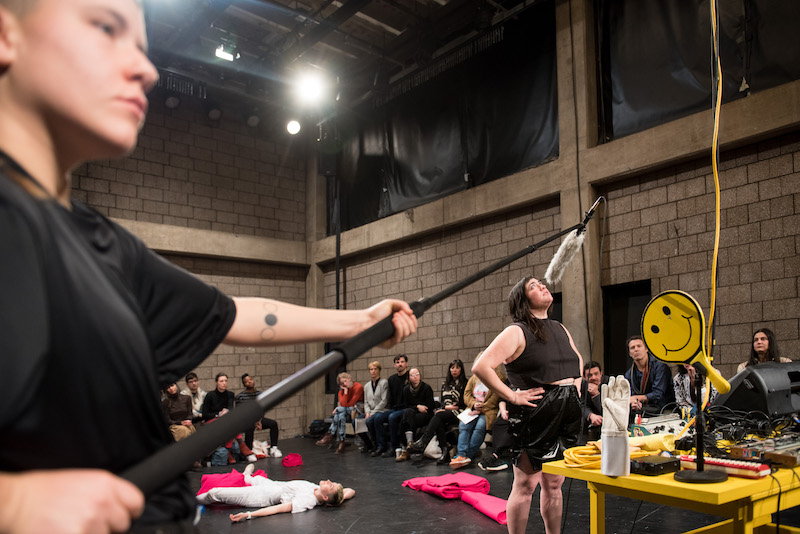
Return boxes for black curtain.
[596,0,800,141]
[334,0,558,233]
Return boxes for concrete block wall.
[68,92,311,442]
[320,198,562,403]
[72,98,307,242]
[162,254,309,442]
[599,131,800,379]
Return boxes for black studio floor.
[186,436,800,533]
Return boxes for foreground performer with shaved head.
[0,1,416,531]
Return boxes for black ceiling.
[143,0,534,114]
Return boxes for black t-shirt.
[0,163,236,523]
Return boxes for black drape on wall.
[597,0,800,141]
[333,0,558,233]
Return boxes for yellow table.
[543,460,800,534]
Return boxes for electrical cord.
[628,499,644,534]
[768,472,782,534]
[563,444,652,469]
[561,477,572,534]
[706,0,723,363]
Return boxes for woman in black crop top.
[472,276,584,534]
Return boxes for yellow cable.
[563,445,653,469]
[706,0,723,359]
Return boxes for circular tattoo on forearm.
[260,302,278,341]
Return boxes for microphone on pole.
[544,197,603,286]
[581,197,603,229]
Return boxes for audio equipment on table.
[630,414,687,437]
[630,455,681,476]
[679,455,771,479]
[730,434,800,467]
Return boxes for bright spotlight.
[295,73,326,105]
[215,43,240,62]
[287,120,301,135]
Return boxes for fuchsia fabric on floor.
[282,453,303,467]
[402,473,507,525]
[401,472,490,499]
[197,468,268,495]
[460,490,508,525]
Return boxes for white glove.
[601,375,630,433]
[600,375,630,477]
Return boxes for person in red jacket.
[316,373,364,453]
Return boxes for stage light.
[245,107,261,127]
[206,105,222,121]
[287,120,301,135]
[215,43,239,62]
[164,95,181,109]
[294,72,327,105]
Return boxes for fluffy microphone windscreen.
[544,231,585,286]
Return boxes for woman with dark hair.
[407,359,468,464]
[737,328,791,373]
[673,364,717,412]
[472,276,582,534]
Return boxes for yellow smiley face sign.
[641,290,730,394]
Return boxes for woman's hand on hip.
[511,387,545,407]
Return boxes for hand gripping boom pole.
[123,200,601,496]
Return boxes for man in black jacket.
[580,361,609,441]
[367,354,409,457]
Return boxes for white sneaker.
[270,447,283,458]
[246,454,257,463]
[243,463,255,477]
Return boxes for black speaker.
[712,361,800,416]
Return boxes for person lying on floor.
[196,464,355,522]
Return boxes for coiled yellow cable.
[563,445,654,469]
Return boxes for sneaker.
[478,455,508,472]
[246,454,257,463]
[269,446,283,458]
[449,456,471,469]
[243,463,255,477]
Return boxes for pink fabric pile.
[402,472,508,525]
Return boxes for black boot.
[407,435,431,454]
[436,447,450,465]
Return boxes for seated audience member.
[674,364,717,412]
[407,359,468,464]
[580,361,608,440]
[624,336,674,416]
[477,399,511,471]
[202,373,234,422]
[394,368,435,462]
[182,372,207,424]
[737,328,791,373]
[235,373,282,458]
[450,365,503,469]
[369,355,410,457]
[197,464,354,522]
[361,361,389,453]
[161,383,196,442]
[316,372,364,454]
[202,372,255,463]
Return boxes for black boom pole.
[123,207,598,497]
